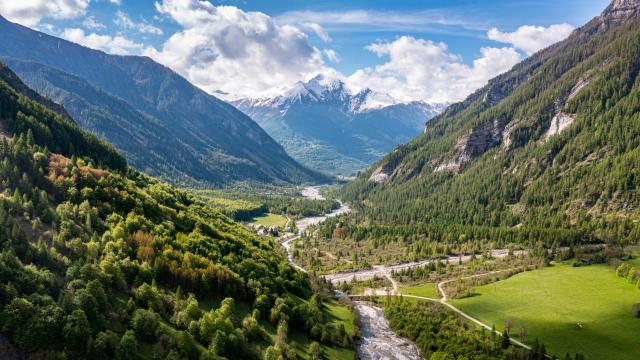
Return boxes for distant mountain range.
[0,15,327,187]
[232,75,447,176]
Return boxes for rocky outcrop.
[602,0,640,23]
[543,68,595,141]
[369,163,394,183]
[568,72,592,101]
[436,119,503,172]
[501,118,523,151]
[438,61,602,170]
[544,112,576,139]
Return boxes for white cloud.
[145,1,521,103]
[488,23,574,55]
[323,49,340,63]
[277,9,481,33]
[300,22,331,42]
[110,0,122,4]
[83,16,105,30]
[61,28,145,55]
[147,0,328,97]
[0,0,91,26]
[346,36,521,103]
[115,10,163,35]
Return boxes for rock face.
[436,119,503,172]
[603,0,640,22]
[437,50,600,171]
[544,113,576,140]
[501,118,523,151]
[359,0,640,185]
[369,164,393,183]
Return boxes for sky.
[0,0,611,102]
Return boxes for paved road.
[325,249,527,285]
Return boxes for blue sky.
[0,0,611,101]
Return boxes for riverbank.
[283,186,423,360]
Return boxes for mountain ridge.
[338,0,640,244]
[0,15,328,187]
[233,74,447,176]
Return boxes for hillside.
[0,63,353,359]
[0,15,328,187]
[339,0,640,247]
[234,75,445,176]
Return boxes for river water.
[283,186,424,360]
[355,302,423,360]
[296,185,351,233]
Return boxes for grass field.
[401,282,439,299]
[452,264,640,359]
[249,213,288,227]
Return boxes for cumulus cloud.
[488,23,574,55]
[346,36,521,103]
[115,10,163,35]
[0,0,91,26]
[61,28,145,55]
[110,0,122,4]
[143,1,523,102]
[147,0,328,97]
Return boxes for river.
[283,186,423,360]
[355,302,423,360]
[296,185,351,233]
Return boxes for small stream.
[284,186,423,360]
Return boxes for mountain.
[0,60,352,358]
[0,62,126,171]
[340,0,640,245]
[233,75,447,176]
[0,15,327,187]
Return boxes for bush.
[116,330,139,360]
[131,309,159,341]
[309,341,323,360]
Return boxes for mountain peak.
[304,74,347,98]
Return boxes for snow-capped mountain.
[232,74,448,176]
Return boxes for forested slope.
[339,0,640,248]
[0,63,351,359]
[0,15,328,187]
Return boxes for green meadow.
[452,264,640,359]
[249,213,289,228]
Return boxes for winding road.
[354,267,536,351]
